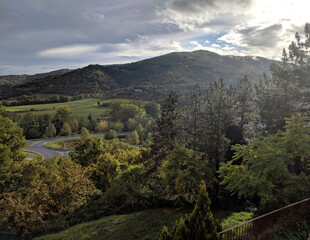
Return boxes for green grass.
[23,150,43,160]
[32,208,237,240]
[6,98,152,119]
[221,211,253,230]
[44,139,79,150]
[32,208,189,240]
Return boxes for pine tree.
[159,181,221,240]
[185,84,204,150]
[151,92,182,169]
[203,78,236,173]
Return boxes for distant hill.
[0,69,71,90]
[0,50,274,101]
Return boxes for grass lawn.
[32,208,189,240]
[6,98,152,119]
[32,208,252,240]
[23,150,43,160]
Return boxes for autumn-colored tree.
[127,118,137,130]
[60,122,72,136]
[0,115,27,192]
[80,127,91,142]
[0,156,97,238]
[96,120,109,133]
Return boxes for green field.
[6,98,149,119]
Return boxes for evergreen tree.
[202,79,236,174]
[236,76,257,131]
[151,92,182,169]
[185,84,204,150]
[255,23,310,134]
[159,181,220,240]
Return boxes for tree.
[161,146,213,205]
[105,129,117,140]
[127,130,140,145]
[96,120,109,133]
[44,123,57,137]
[0,102,7,117]
[60,122,72,136]
[255,23,310,134]
[151,92,183,168]
[0,115,27,192]
[159,181,220,240]
[80,127,91,142]
[219,114,310,206]
[203,79,236,174]
[255,72,296,134]
[127,118,137,131]
[185,84,204,150]
[236,75,257,136]
[136,124,145,143]
[53,105,72,132]
[0,156,97,238]
[144,102,160,117]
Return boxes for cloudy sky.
[0,0,309,75]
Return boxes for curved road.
[24,132,130,158]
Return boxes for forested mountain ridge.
[0,50,273,101]
[0,69,71,90]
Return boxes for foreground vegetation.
[33,209,189,240]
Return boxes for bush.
[105,129,117,140]
[101,165,152,213]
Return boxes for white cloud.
[38,44,101,59]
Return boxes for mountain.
[0,50,274,101]
[0,69,71,90]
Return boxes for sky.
[0,0,309,75]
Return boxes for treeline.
[2,93,103,106]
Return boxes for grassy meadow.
[6,98,149,119]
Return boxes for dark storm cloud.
[166,0,252,13]
[235,24,283,48]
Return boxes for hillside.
[0,69,71,90]
[0,50,273,101]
